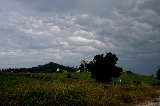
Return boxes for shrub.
[156,67,160,80]
[67,74,72,78]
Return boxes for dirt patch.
[136,98,160,106]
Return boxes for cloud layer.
[0,0,160,75]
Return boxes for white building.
[56,68,60,72]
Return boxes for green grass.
[112,72,160,85]
[0,72,160,106]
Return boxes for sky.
[0,0,160,75]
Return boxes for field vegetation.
[0,72,160,106]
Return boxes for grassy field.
[0,72,160,106]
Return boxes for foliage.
[67,74,72,78]
[156,67,160,80]
[79,60,86,72]
[87,52,123,83]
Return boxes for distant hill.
[1,62,74,73]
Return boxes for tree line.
[0,62,74,73]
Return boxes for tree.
[79,59,90,72]
[156,67,160,80]
[79,60,86,72]
[87,52,123,83]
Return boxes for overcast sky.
[0,0,160,75]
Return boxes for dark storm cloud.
[17,0,79,12]
[139,0,160,14]
[0,0,160,75]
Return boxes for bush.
[156,67,160,80]
[67,74,72,78]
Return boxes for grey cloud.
[139,0,160,15]
[0,0,160,75]
[12,0,115,17]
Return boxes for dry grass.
[0,72,160,106]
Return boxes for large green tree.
[87,52,123,83]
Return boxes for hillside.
[1,62,74,73]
